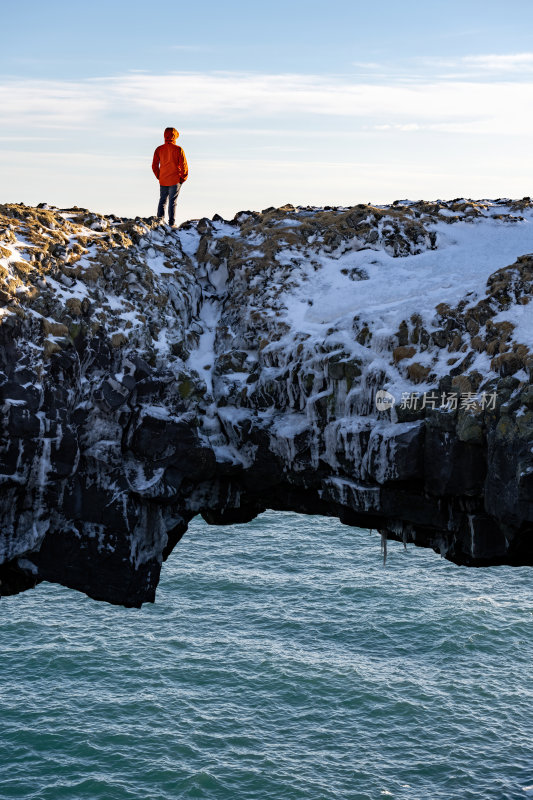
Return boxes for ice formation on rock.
[1,199,532,605]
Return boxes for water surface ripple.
[1,512,532,799]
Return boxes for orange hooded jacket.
[152,128,188,186]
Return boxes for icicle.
[403,529,407,550]
[380,531,387,565]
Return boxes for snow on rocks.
[1,198,533,606]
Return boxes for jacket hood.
[164,127,179,143]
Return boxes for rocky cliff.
[1,198,532,606]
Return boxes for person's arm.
[152,147,160,180]
[180,149,188,183]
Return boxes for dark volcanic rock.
[0,199,532,606]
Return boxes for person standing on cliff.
[152,127,188,227]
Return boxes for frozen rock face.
[1,199,532,606]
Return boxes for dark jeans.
[157,184,181,225]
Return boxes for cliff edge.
[1,198,532,605]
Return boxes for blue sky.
[3,0,533,221]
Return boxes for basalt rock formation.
[1,199,532,606]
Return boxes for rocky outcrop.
[1,199,532,606]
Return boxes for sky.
[2,0,533,222]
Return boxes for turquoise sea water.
[1,511,532,800]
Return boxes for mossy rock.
[407,362,430,384]
[65,297,82,317]
[495,413,518,441]
[457,412,484,444]
[111,332,128,348]
[41,318,68,337]
[520,385,533,409]
[43,339,62,357]
[355,324,371,346]
[344,358,362,380]
[215,350,248,374]
[393,345,416,363]
[178,378,193,399]
[69,322,81,339]
[171,341,189,360]
[516,410,533,439]
[490,352,522,377]
[397,320,409,346]
[451,374,472,394]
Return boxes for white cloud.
[1,70,533,137]
[0,135,63,141]
[0,81,107,127]
[2,65,533,217]
[461,52,533,71]
[353,52,533,81]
